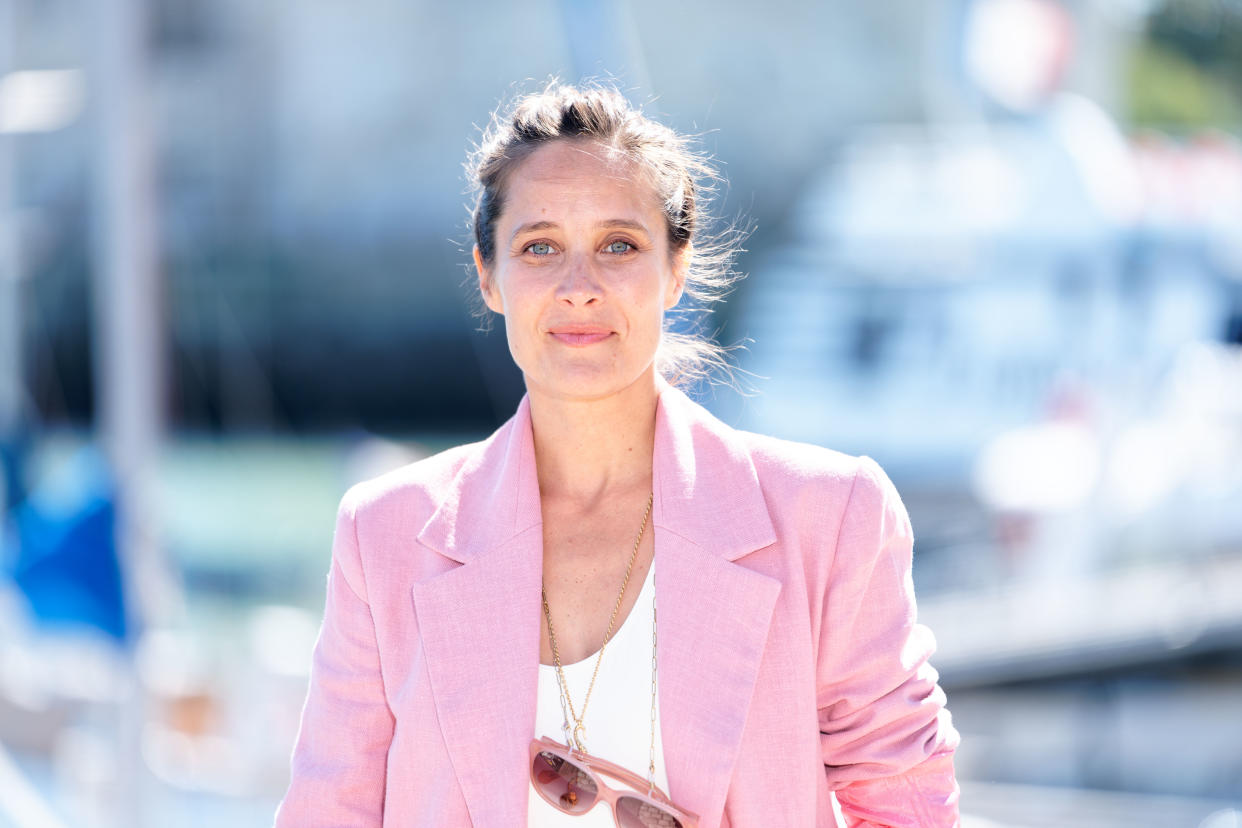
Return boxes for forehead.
[502,139,663,222]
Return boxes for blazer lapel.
[410,530,542,827]
[656,530,780,826]
[411,397,544,826]
[652,384,782,826]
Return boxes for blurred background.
[1,0,1240,825]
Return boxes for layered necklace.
[541,491,658,782]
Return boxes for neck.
[527,369,663,505]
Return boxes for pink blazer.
[276,384,961,827]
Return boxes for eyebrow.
[509,219,651,243]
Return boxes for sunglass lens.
[616,795,684,828]
[532,750,599,814]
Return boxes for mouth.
[547,326,614,347]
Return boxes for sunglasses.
[529,737,700,828]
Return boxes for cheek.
[486,270,533,316]
[634,293,669,345]
[503,283,544,322]
[495,285,546,351]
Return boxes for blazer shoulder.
[736,429,862,490]
[339,438,485,521]
[734,430,905,526]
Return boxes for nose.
[554,254,602,306]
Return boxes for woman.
[276,82,960,827]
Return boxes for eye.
[525,241,555,256]
[605,240,634,255]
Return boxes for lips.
[548,325,614,346]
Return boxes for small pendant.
[572,721,587,753]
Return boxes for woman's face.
[475,139,686,403]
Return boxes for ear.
[664,245,690,310]
[474,246,505,315]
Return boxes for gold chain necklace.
[541,491,653,755]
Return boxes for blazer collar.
[416,381,778,563]
[415,393,542,562]
[650,380,777,558]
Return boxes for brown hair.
[465,80,746,388]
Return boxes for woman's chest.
[539,508,657,667]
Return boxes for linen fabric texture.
[275,382,961,827]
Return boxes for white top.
[527,557,670,826]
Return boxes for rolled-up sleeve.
[818,456,961,827]
[275,488,395,826]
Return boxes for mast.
[0,0,18,440]
[91,1,177,822]
[90,0,178,640]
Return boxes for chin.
[525,361,655,403]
